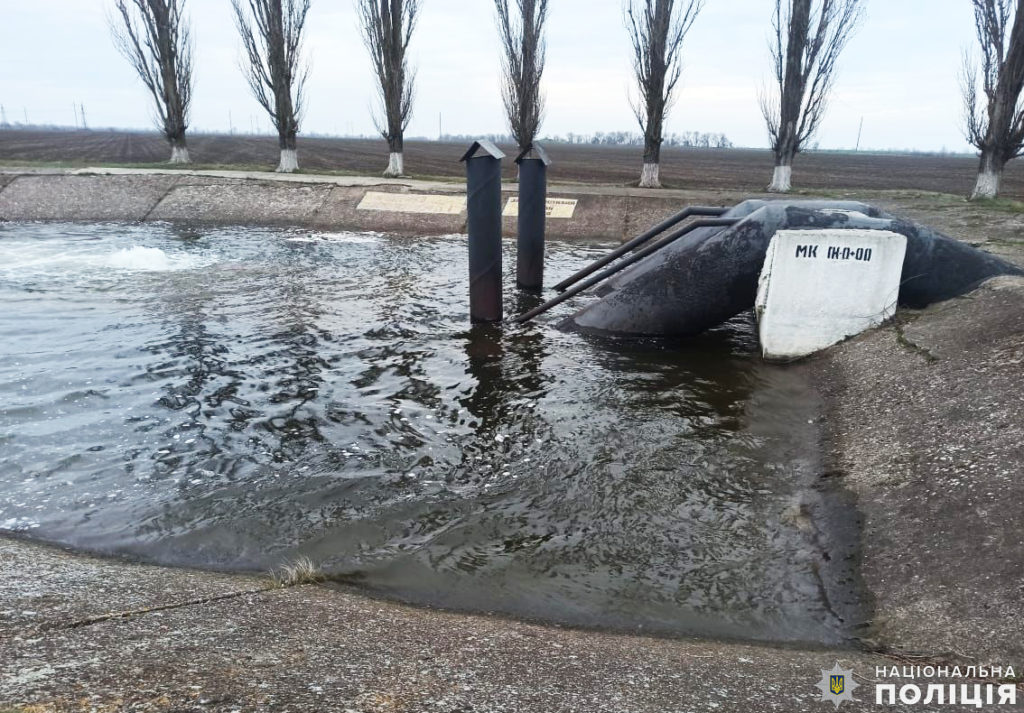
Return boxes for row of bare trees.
[497,0,861,190]
[111,0,1024,198]
[110,0,416,174]
[108,0,858,188]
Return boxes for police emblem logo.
[816,662,859,709]
[830,675,845,695]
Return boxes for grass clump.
[271,556,325,587]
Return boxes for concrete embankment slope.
[0,168,743,242]
[810,275,1024,665]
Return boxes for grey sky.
[0,0,980,152]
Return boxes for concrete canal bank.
[0,167,743,242]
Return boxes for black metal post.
[463,143,504,322]
[516,157,547,291]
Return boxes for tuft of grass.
[271,556,325,587]
[967,196,1024,213]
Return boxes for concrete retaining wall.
[0,170,693,242]
[0,174,181,222]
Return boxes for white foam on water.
[107,246,176,271]
[287,232,381,245]
[0,242,212,279]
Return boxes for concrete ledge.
[0,168,713,242]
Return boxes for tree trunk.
[168,135,190,164]
[170,145,191,164]
[277,133,298,173]
[971,150,1003,200]
[639,139,662,188]
[384,134,404,177]
[640,163,661,188]
[766,0,810,194]
[768,157,793,192]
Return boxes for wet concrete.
[1,537,937,713]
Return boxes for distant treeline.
[437,131,734,149]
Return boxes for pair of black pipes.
[462,140,548,323]
[462,140,733,325]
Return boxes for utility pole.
[80,103,88,130]
[0,105,7,127]
[229,110,235,134]
[438,112,442,141]
[855,117,864,152]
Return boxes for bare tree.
[495,0,548,154]
[759,0,863,192]
[626,0,704,188]
[962,0,1024,199]
[358,0,420,177]
[232,0,311,173]
[110,0,194,164]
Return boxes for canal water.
[0,222,857,644]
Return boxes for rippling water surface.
[0,221,847,644]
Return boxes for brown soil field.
[3,128,1024,198]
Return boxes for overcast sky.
[0,0,982,152]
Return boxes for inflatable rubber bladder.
[559,201,1023,338]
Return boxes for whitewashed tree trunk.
[639,162,661,188]
[970,168,1000,200]
[277,149,299,173]
[970,151,1003,198]
[768,164,792,193]
[384,152,404,177]
[169,145,190,164]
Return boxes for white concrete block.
[756,229,907,360]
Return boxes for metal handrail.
[515,216,739,324]
[552,205,728,292]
